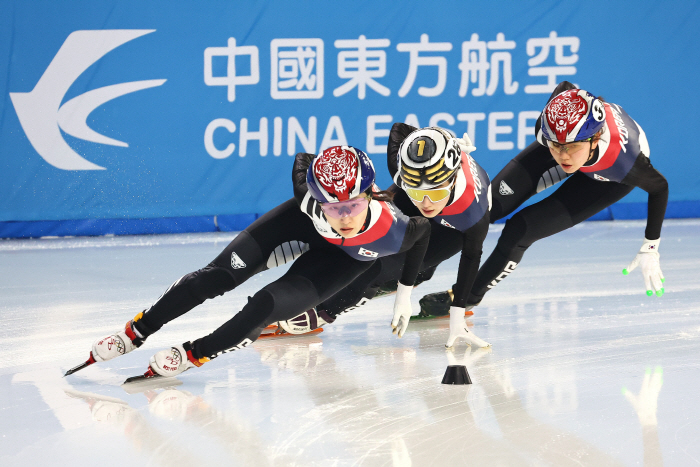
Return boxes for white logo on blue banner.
[10,30,166,171]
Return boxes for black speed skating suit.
[317,122,492,317]
[466,81,668,305]
[132,154,430,359]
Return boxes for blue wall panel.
[1,0,697,237]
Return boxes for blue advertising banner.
[1,1,698,237]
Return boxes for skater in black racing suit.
[426,81,668,312]
[282,126,493,348]
[71,146,430,379]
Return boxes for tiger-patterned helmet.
[307,146,375,202]
[541,89,606,143]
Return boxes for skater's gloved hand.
[623,238,665,296]
[454,133,476,155]
[446,306,491,348]
[391,283,413,338]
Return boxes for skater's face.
[408,179,453,218]
[322,195,370,237]
[547,139,599,173]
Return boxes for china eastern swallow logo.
[10,30,166,170]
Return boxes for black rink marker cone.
[441,365,472,385]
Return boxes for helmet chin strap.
[585,143,598,165]
[436,175,458,216]
[359,205,372,233]
[445,182,457,207]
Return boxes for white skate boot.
[278,308,335,334]
[65,312,149,376]
[91,312,147,362]
[147,342,209,378]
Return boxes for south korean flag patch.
[440,219,456,229]
[358,247,379,258]
[593,174,610,182]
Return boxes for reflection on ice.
[1,220,699,465]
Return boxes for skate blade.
[260,323,282,335]
[411,313,450,321]
[412,309,473,321]
[122,375,183,394]
[123,366,159,384]
[257,327,324,339]
[122,366,182,392]
[64,353,97,376]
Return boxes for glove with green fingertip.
[623,238,665,297]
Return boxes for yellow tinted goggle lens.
[405,187,451,202]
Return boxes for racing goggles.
[403,178,455,203]
[546,139,591,154]
[320,196,370,219]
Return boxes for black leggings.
[318,219,465,316]
[134,199,373,358]
[467,142,633,304]
[192,246,372,358]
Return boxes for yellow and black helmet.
[398,127,462,189]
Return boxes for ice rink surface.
[1,219,699,466]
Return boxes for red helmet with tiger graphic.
[306,146,375,203]
[541,89,606,143]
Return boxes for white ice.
[1,220,699,466]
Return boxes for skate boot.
[65,312,150,376]
[418,290,453,318]
[419,290,480,318]
[146,342,209,378]
[278,308,335,335]
[92,312,148,362]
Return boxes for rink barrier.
[0,202,697,239]
[0,214,258,239]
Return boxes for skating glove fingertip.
[646,290,653,296]
[656,289,664,297]
[622,269,629,275]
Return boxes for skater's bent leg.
[319,258,389,316]
[137,229,267,336]
[468,173,634,304]
[191,276,313,359]
[467,196,573,304]
[191,249,373,359]
[319,223,463,317]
